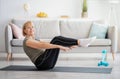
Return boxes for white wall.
[0,0,120,52]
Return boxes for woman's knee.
[53,36,62,40]
[51,36,63,44]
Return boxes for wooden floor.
[0,52,120,79]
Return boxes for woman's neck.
[26,35,35,39]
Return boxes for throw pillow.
[9,23,24,39]
[89,22,108,39]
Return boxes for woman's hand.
[58,45,71,52]
[69,45,78,49]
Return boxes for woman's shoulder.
[23,37,32,44]
[23,37,29,41]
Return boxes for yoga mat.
[0,65,112,74]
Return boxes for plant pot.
[81,12,88,18]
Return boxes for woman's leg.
[35,36,96,70]
[35,48,60,70]
[50,36,78,46]
[35,36,78,70]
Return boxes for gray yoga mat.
[0,65,112,74]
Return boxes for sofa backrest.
[11,18,104,39]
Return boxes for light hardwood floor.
[0,52,120,79]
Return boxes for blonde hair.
[22,21,33,36]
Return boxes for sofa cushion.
[34,19,60,39]
[11,39,52,46]
[60,20,93,39]
[89,22,108,39]
[11,38,111,47]
[9,23,24,39]
[12,19,60,39]
[39,39,52,42]
[89,39,111,46]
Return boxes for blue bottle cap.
[102,49,107,53]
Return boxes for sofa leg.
[7,53,12,61]
[112,52,115,61]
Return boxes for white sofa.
[5,18,117,61]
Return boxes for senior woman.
[22,21,96,70]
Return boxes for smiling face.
[23,21,35,37]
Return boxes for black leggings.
[35,36,78,70]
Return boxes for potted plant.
[81,0,88,18]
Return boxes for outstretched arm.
[25,39,70,51]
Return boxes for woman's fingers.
[59,45,78,52]
[64,47,71,52]
[69,45,78,49]
[59,46,70,52]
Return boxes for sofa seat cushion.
[40,39,111,46]
[11,39,52,46]
[89,39,111,46]
[39,39,52,42]
[11,38,111,47]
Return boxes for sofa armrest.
[108,26,118,53]
[5,25,13,53]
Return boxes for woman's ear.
[24,29,27,36]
